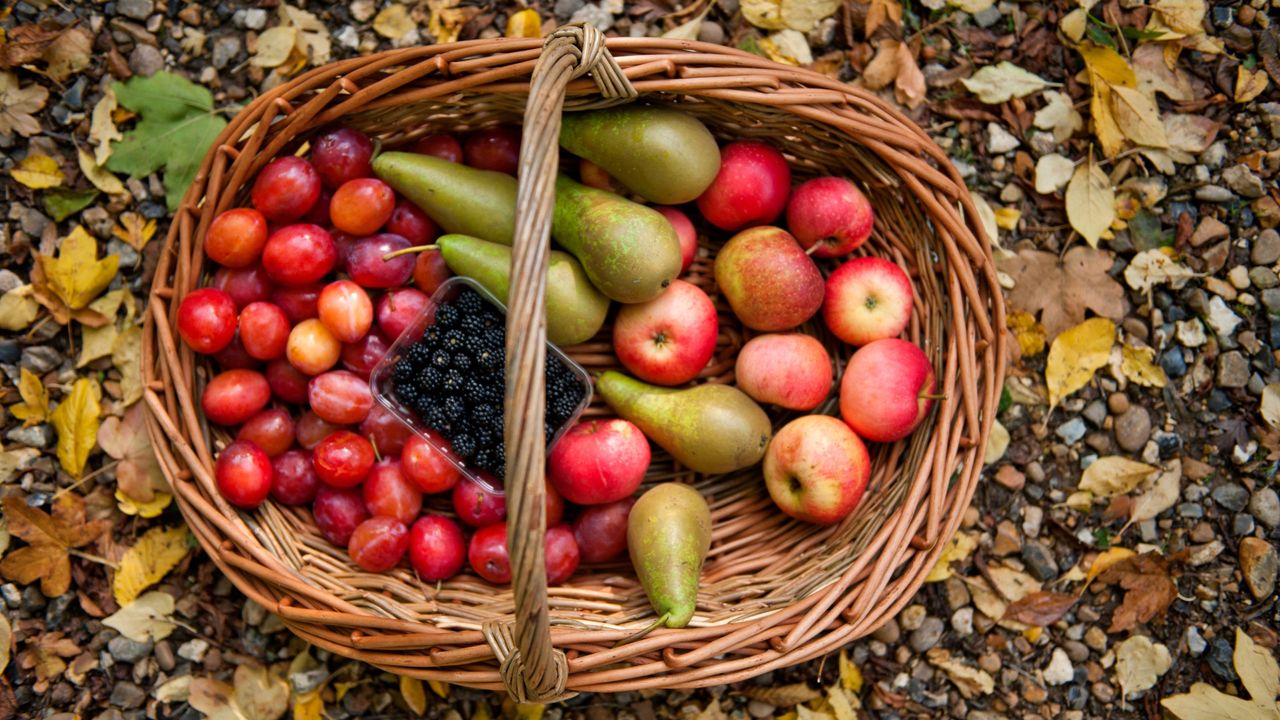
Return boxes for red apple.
[696,141,791,231]
[613,279,718,386]
[786,177,875,258]
[735,333,833,411]
[763,415,870,525]
[839,338,935,442]
[547,419,650,505]
[823,256,913,346]
[714,226,823,332]
[656,206,698,274]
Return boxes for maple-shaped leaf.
[997,246,1129,342]
[17,631,81,689]
[10,368,49,426]
[1095,552,1178,633]
[111,211,156,252]
[0,71,48,140]
[36,225,118,311]
[107,71,227,212]
[0,494,110,597]
[98,404,167,504]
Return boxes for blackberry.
[473,447,496,471]
[421,366,444,390]
[435,303,460,327]
[451,353,472,371]
[451,434,476,459]
[431,349,451,368]
[442,330,464,350]
[473,403,498,423]
[423,405,448,429]
[457,289,484,315]
[445,396,465,421]
[476,346,503,369]
[442,374,463,393]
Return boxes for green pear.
[437,234,609,346]
[552,176,682,304]
[595,371,772,474]
[372,151,517,244]
[560,105,721,204]
[628,482,712,628]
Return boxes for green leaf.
[106,71,226,212]
[42,188,100,222]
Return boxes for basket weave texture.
[142,28,1006,701]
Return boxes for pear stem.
[612,612,670,648]
[382,244,439,261]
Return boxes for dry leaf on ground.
[1001,591,1077,626]
[113,525,192,605]
[1162,628,1279,720]
[0,494,110,597]
[926,531,978,582]
[1034,90,1084,143]
[1110,85,1168,148]
[37,226,119,311]
[1127,459,1182,526]
[102,591,178,643]
[11,153,64,189]
[506,8,543,38]
[1046,318,1116,409]
[10,368,49,426]
[0,285,40,331]
[998,247,1128,342]
[50,377,101,478]
[1235,66,1270,103]
[1133,44,1194,101]
[961,62,1055,104]
[927,648,995,698]
[1078,43,1137,157]
[0,70,48,139]
[1096,552,1178,633]
[1117,344,1168,388]
[1262,384,1280,430]
[1124,248,1197,296]
[1034,153,1075,194]
[1079,457,1158,497]
[1065,153,1116,248]
[400,677,428,715]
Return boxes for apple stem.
[382,244,439,261]
[613,612,670,648]
[804,243,822,256]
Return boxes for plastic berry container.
[369,276,592,496]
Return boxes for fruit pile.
[178,105,935,617]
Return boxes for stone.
[1057,417,1087,445]
[1044,648,1074,685]
[0,584,20,608]
[117,0,154,20]
[909,617,945,652]
[347,0,375,22]
[1187,540,1224,566]
[1209,636,1238,681]
[697,22,725,44]
[109,681,147,710]
[1190,216,1229,246]
[1083,400,1108,426]
[6,424,54,449]
[1084,626,1107,652]
[1185,626,1207,655]
[1250,267,1279,289]
[1178,502,1205,519]
[1189,521,1216,543]
[1223,164,1266,198]
[1233,513,1256,536]
[944,576,971,609]
[899,604,926,632]
[747,701,775,718]
[1203,241,1231,274]
[1211,483,1249,512]
[1022,505,1043,538]
[994,465,1024,491]
[1217,351,1250,388]
[1196,185,1235,203]
[1205,276,1239,300]
[107,636,153,663]
[129,44,165,76]
[987,123,1020,153]
[1253,229,1280,265]
[1064,640,1089,663]
[569,3,614,31]
[1108,393,1130,415]
[1240,537,1277,600]
[1176,319,1207,347]
[993,520,1020,556]
[1249,488,1280,528]
[973,5,1003,27]
[1228,265,1252,289]
[951,607,974,635]
[154,640,175,672]
[178,638,210,663]
[21,346,61,374]
[1022,541,1059,580]
[1206,296,1243,338]
[211,35,241,69]
[1114,406,1152,452]
[872,618,900,644]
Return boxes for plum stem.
[919,392,947,400]
[382,244,439,261]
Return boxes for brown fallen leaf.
[98,405,167,504]
[742,683,823,707]
[1001,591,1077,626]
[1096,552,1178,633]
[17,632,80,691]
[0,71,48,139]
[0,23,65,68]
[997,246,1129,342]
[0,494,111,598]
[42,25,92,83]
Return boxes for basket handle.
[486,25,635,703]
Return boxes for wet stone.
[1209,636,1238,681]
[1022,541,1059,580]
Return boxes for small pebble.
[1223,164,1266,198]
[1107,393,1130,415]
[899,605,926,632]
[242,7,269,28]
[1233,513,1256,537]
[107,636,153,663]
[1239,537,1278,600]
[1249,487,1280,528]
[129,44,166,76]
[909,617,945,652]
[1211,483,1249,512]
[109,681,147,710]
[747,700,775,718]
[1056,417,1087,445]
[950,607,974,636]
[1022,505,1044,538]
[1022,541,1059,581]
[1185,626,1207,655]
[1063,640,1089,663]
[116,0,154,20]
[1217,351,1250,388]
[1228,265,1252,290]
[1092,681,1116,703]
[1208,636,1237,681]
[1252,229,1280,265]
[178,638,210,663]
[1083,400,1108,426]
[154,640,175,672]
[1044,648,1074,685]
[872,618,901,644]
[1084,626,1107,652]
[1196,185,1235,203]
[1114,406,1152,452]
[994,465,1025,491]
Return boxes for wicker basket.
[142,26,1006,701]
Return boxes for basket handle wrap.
[492,24,635,703]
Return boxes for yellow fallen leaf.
[1235,66,1270,104]
[1079,456,1157,497]
[427,0,470,45]
[514,703,545,720]
[1064,153,1115,248]
[1151,0,1205,34]
[112,212,156,252]
[428,679,449,698]
[864,0,902,38]
[90,89,123,166]
[1110,86,1168,148]
[760,29,813,66]
[103,591,177,643]
[961,62,1055,104]
[38,226,119,310]
[926,531,978,582]
[77,149,127,196]
[11,153,64,189]
[116,489,172,518]
[77,289,129,368]
[114,326,144,406]
[10,368,49,426]
[742,0,787,30]
[1008,310,1047,356]
[0,285,40,331]
[781,0,842,32]
[927,648,995,699]
[252,26,299,68]
[505,8,542,38]
[1078,43,1135,157]
[1046,317,1115,408]
[1162,628,1278,720]
[1083,547,1135,590]
[1119,344,1167,388]
[0,614,9,674]
[839,649,863,693]
[113,525,193,606]
[1127,460,1181,526]
[293,692,324,720]
[373,4,416,40]
[400,676,427,714]
[1060,8,1087,42]
[994,206,1021,231]
[234,663,290,720]
[50,377,101,478]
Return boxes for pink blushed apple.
[714,226,824,332]
[764,415,870,525]
[613,279,718,385]
[786,177,875,258]
[656,206,698,274]
[735,334,833,411]
[696,141,791,231]
[548,419,651,505]
[839,338,935,443]
[823,256,913,346]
